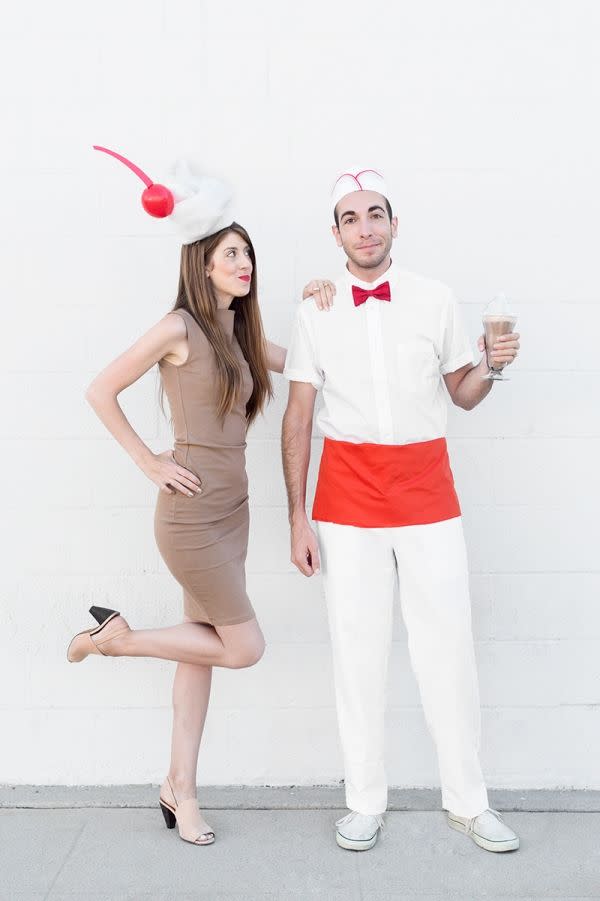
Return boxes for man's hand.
[301,279,336,310]
[446,330,521,410]
[290,517,321,576]
[478,331,521,368]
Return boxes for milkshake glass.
[482,294,517,381]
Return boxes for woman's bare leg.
[159,618,264,840]
[165,615,213,801]
[107,616,265,668]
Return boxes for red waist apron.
[312,436,460,528]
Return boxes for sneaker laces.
[467,807,503,834]
[485,807,504,822]
[336,811,385,830]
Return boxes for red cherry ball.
[141,183,174,218]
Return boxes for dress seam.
[174,366,188,445]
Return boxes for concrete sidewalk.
[1,788,599,900]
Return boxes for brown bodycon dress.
[154,307,255,626]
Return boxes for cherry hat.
[94,145,234,243]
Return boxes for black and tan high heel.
[159,777,215,846]
[67,606,131,663]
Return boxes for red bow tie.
[352,281,392,307]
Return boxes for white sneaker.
[447,807,520,852]
[335,811,384,851]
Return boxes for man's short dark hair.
[334,197,393,228]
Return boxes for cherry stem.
[93,145,153,188]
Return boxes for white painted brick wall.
[1,0,599,788]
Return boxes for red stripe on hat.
[333,169,384,192]
[333,172,362,191]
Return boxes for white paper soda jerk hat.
[331,166,391,214]
[93,145,234,244]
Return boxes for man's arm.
[281,381,321,576]
[265,280,335,373]
[444,331,521,410]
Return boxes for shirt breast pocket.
[397,339,439,395]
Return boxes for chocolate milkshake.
[483,314,517,372]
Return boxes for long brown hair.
[161,223,273,426]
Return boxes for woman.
[67,149,334,846]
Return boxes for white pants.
[317,516,489,818]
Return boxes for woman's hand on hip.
[143,450,202,496]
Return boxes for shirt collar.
[343,259,397,291]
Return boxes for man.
[281,167,521,854]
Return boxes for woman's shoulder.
[164,308,191,332]
[159,308,211,367]
[161,310,188,341]
[163,308,209,342]
[155,310,191,368]
[167,307,208,335]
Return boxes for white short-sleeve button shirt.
[283,263,475,446]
